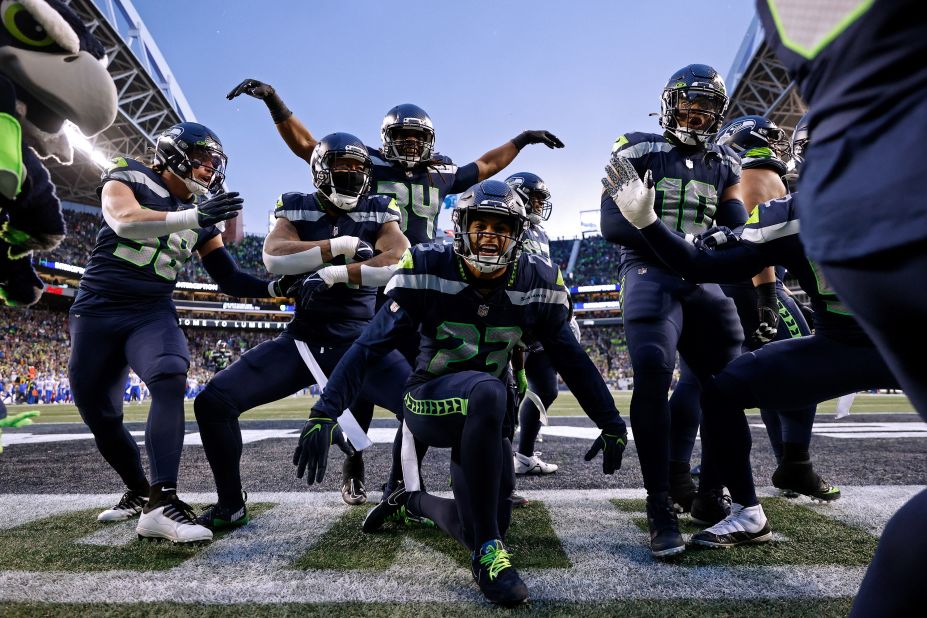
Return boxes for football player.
[504,172,567,477]
[756,2,927,614]
[227,80,564,500]
[599,64,747,558]
[289,180,628,606]
[71,122,292,544]
[608,118,902,549]
[193,132,411,527]
[713,115,836,501]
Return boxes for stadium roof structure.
[44,0,196,206]
[725,16,807,135]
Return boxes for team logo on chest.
[477,304,489,317]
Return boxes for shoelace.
[708,505,747,534]
[118,491,145,509]
[201,490,248,520]
[480,547,513,581]
[164,497,198,524]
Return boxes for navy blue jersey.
[757,0,927,262]
[275,191,400,344]
[367,147,478,246]
[638,192,870,344]
[78,157,219,302]
[385,244,568,384]
[606,132,743,269]
[522,223,551,259]
[313,243,624,431]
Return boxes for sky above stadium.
[134,0,755,240]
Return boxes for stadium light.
[63,121,111,169]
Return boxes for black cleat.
[363,485,433,533]
[471,540,529,606]
[669,462,697,514]
[197,492,249,531]
[772,461,841,502]
[341,453,367,506]
[510,492,530,508]
[646,493,685,558]
[691,488,733,526]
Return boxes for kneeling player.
[292,181,628,605]
[193,133,411,527]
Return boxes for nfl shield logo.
[477,305,489,317]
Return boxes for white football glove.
[602,155,656,229]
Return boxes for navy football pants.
[194,333,409,507]
[699,333,899,507]
[621,266,743,495]
[69,297,188,489]
[403,371,516,551]
[516,349,559,458]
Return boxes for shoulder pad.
[274,192,315,218]
[741,194,799,244]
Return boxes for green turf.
[8,392,916,425]
[0,598,856,617]
[293,501,569,571]
[615,497,878,567]
[0,503,273,571]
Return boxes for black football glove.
[226,78,275,100]
[195,191,243,227]
[293,411,356,485]
[511,130,565,150]
[584,425,628,474]
[226,78,292,123]
[287,273,329,310]
[754,281,779,344]
[353,239,375,262]
[694,226,738,250]
[270,275,299,297]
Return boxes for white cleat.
[136,494,213,544]
[691,503,772,548]
[514,452,558,475]
[98,489,147,522]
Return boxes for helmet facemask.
[156,133,227,197]
[661,88,728,146]
[453,206,525,274]
[383,122,434,167]
[315,151,371,211]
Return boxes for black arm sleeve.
[539,320,626,433]
[600,192,651,251]
[716,198,748,228]
[311,302,417,418]
[201,247,274,298]
[638,221,769,283]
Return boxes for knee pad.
[632,343,675,376]
[193,384,238,423]
[146,354,190,384]
[468,377,508,422]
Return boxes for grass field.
[7,392,915,424]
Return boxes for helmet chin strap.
[171,169,209,197]
[324,188,360,211]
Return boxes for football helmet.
[790,113,810,175]
[659,64,729,146]
[716,115,790,175]
[504,172,552,224]
[452,180,527,274]
[310,132,372,211]
[380,104,435,167]
[155,123,227,196]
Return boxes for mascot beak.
[0,47,117,136]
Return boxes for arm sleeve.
[638,221,768,283]
[716,198,749,228]
[538,320,626,433]
[311,301,418,418]
[449,162,480,193]
[201,246,276,298]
